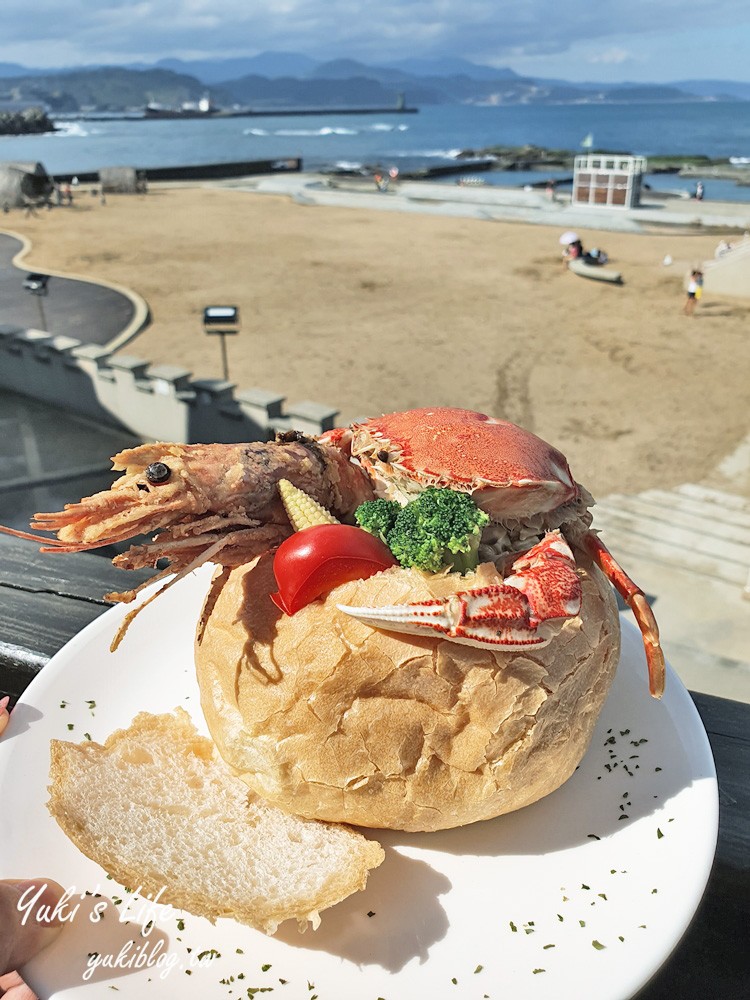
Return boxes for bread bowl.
[196,552,620,832]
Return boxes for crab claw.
[338,531,582,651]
[577,529,665,699]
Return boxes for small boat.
[568,257,623,284]
[144,95,220,119]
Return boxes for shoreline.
[3,180,749,505]
[4,180,749,697]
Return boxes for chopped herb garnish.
[652,888,658,894]
[236,948,244,954]
[67,724,74,731]
[60,701,68,709]
[532,968,545,974]
[261,964,271,972]
[619,936,625,942]
[474,965,483,974]
[579,920,586,927]
[185,969,192,975]
[196,949,220,961]
[176,918,185,931]
[543,943,556,950]
[587,834,600,840]
[557,914,564,922]
[657,828,664,839]
[367,910,375,917]
[451,977,458,984]
[581,883,590,890]
[592,940,606,950]
[598,894,607,900]
[509,921,517,932]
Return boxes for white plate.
[0,565,718,1000]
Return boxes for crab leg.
[338,531,582,651]
[576,531,665,699]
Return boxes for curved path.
[0,231,149,347]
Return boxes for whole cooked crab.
[1,407,664,696]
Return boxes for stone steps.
[592,484,750,588]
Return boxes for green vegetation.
[0,67,215,113]
[356,487,489,574]
[354,498,400,544]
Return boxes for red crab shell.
[348,407,578,520]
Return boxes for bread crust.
[47,710,384,934]
[196,556,620,832]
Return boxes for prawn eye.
[145,462,171,485]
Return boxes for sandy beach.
[7,183,750,502]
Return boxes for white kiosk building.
[572,154,647,209]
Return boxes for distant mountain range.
[1,52,749,113]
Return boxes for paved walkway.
[594,484,750,703]
[0,232,143,345]
[224,173,750,235]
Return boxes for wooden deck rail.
[0,535,747,998]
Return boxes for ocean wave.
[392,148,464,160]
[252,126,359,137]
[52,121,96,138]
[363,123,410,133]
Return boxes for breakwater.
[51,157,302,185]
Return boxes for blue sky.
[2,1,749,81]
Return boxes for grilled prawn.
[0,409,664,695]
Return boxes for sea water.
[2,101,750,202]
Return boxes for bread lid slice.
[47,709,384,935]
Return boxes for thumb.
[0,879,66,974]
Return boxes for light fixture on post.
[23,272,50,331]
[203,305,240,381]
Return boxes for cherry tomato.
[271,524,398,615]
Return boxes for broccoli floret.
[388,487,490,574]
[355,498,401,544]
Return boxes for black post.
[35,295,47,332]
[203,306,240,383]
[218,331,230,381]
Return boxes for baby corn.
[278,479,339,531]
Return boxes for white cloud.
[587,48,637,66]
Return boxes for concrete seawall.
[0,326,340,443]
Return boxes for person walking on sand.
[683,270,703,316]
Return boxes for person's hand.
[0,697,10,737]
[0,880,65,1000]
